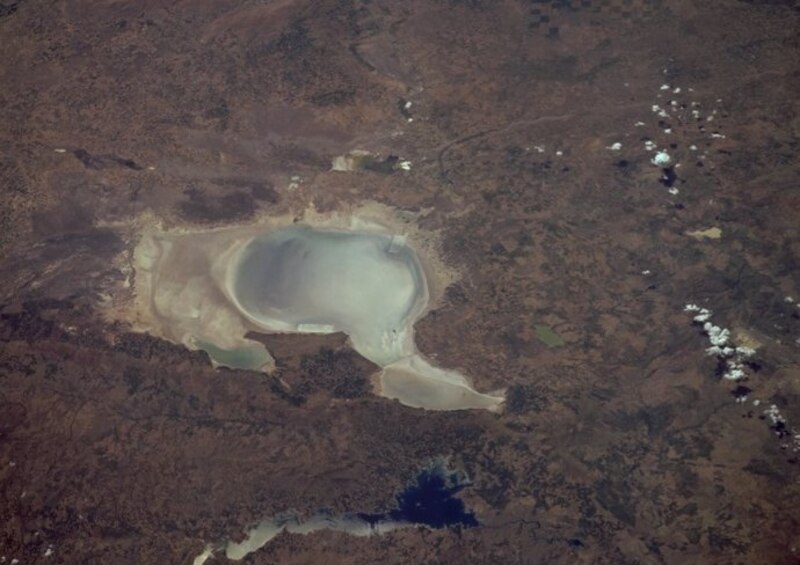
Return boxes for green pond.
[195,339,270,370]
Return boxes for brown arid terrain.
[1,0,800,563]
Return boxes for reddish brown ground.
[1,0,799,563]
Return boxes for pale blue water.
[231,225,426,366]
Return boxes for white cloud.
[651,151,671,166]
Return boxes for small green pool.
[195,339,270,370]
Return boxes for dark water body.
[222,464,479,560]
[358,465,478,529]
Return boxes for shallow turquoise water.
[195,339,270,370]
[231,225,426,366]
